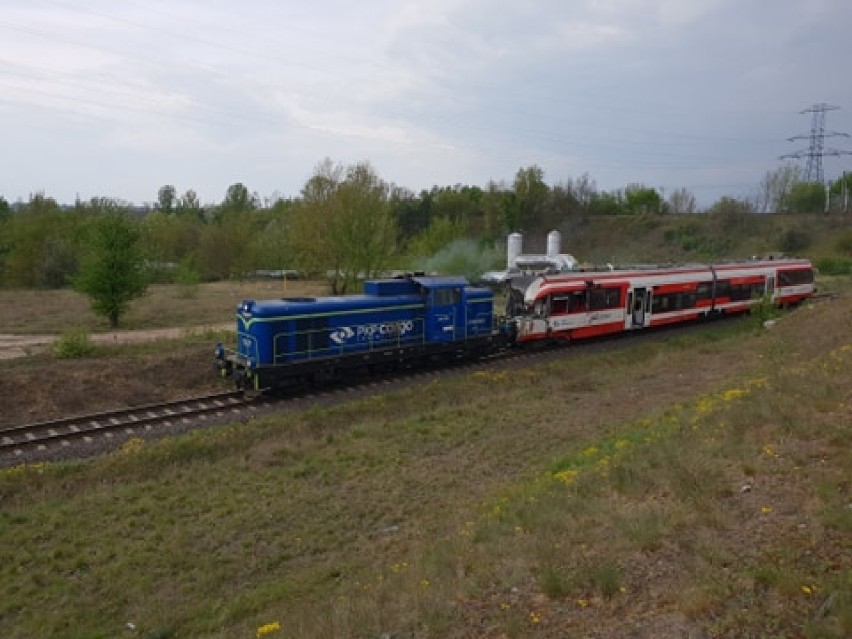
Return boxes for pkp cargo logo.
[330,321,415,345]
[329,326,355,345]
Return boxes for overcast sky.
[1,0,851,208]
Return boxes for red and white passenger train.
[508,258,815,344]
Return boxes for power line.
[779,103,852,183]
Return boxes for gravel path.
[0,324,232,360]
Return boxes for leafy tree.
[139,211,201,282]
[216,182,259,220]
[74,208,147,327]
[624,184,665,215]
[406,216,468,260]
[176,189,203,219]
[588,191,625,215]
[197,215,254,280]
[785,182,825,214]
[707,196,754,216]
[512,165,548,230]
[390,187,431,242]
[156,185,176,215]
[1,193,84,288]
[289,159,397,294]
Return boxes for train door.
[766,275,776,301]
[630,287,649,328]
[426,287,460,343]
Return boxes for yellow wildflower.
[722,388,746,402]
[256,621,281,637]
[529,611,541,624]
[554,469,579,485]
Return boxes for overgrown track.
[0,391,253,462]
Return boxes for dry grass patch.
[0,279,323,333]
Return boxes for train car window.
[589,287,621,310]
[551,295,568,314]
[652,292,698,313]
[779,269,814,286]
[729,284,752,301]
[715,280,731,298]
[696,282,713,300]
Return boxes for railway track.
[0,391,253,460]
[3,296,836,467]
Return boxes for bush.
[777,228,811,254]
[750,293,782,328]
[174,256,201,299]
[54,328,96,359]
[815,256,852,275]
[834,230,852,256]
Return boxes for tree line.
[0,160,849,326]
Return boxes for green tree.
[785,182,825,213]
[1,193,85,288]
[512,165,549,231]
[624,184,665,215]
[290,159,397,294]
[216,182,259,220]
[156,185,176,215]
[74,209,147,327]
[176,189,203,220]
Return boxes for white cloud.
[0,0,851,206]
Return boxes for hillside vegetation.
[1,279,849,638]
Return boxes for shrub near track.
[0,285,850,638]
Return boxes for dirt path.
[0,324,232,360]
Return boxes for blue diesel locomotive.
[216,275,503,390]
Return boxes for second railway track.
[0,390,254,462]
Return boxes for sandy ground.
[0,324,232,360]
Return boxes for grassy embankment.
[1,277,849,638]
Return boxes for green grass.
[1,287,850,638]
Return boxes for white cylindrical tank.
[507,233,523,269]
[546,230,561,257]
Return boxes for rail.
[0,391,251,459]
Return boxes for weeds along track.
[0,391,255,466]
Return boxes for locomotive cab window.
[432,288,460,306]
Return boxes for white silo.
[507,233,523,269]
[546,230,561,258]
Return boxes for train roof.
[238,275,476,319]
[241,293,423,318]
[520,258,813,303]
